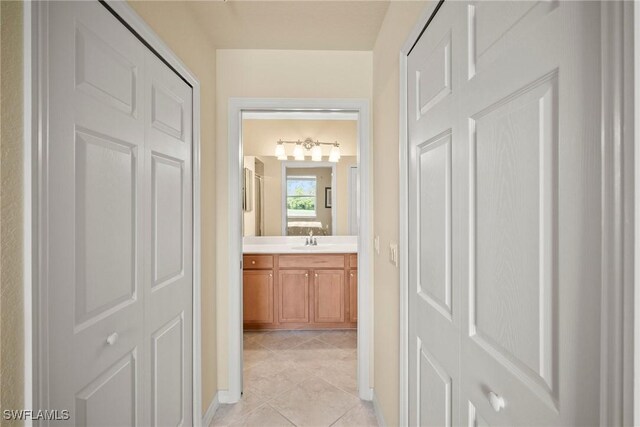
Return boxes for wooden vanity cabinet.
[242,255,274,326]
[243,253,357,330]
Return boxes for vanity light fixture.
[311,144,323,162]
[274,137,341,162]
[328,143,341,163]
[293,143,305,161]
[275,141,287,160]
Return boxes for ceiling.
[186,1,392,50]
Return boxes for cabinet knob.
[315,273,318,278]
[251,260,256,265]
[269,273,272,277]
[305,273,308,277]
[350,273,354,277]
[106,332,119,346]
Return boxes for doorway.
[226,99,372,406]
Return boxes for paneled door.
[46,2,193,425]
[408,1,603,425]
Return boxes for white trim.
[227,98,373,402]
[635,1,640,424]
[398,3,439,425]
[29,1,203,424]
[399,1,635,426]
[279,161,337,236]
[23,1,34,421]
[217,390,234,404]
[347,165,358,235]
[243,111,358,121]
[372,391,387,427]
[202,392,220,427]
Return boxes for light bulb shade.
[311,145,322,161]
[275,143,286,158]
[328,145,341,162]
[293,144,305,160]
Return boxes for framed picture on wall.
[325,187,332,208]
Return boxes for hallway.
[211,331,377,426]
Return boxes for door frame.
[347,165,358,235]
[280,161,337,236]
[398,1,635,425]
[227,98,373,402]
[26,1,203,424]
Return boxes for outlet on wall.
[374,235,380,255]
[389,243,398,267]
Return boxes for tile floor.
[210,330,378,427]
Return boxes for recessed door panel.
[151,315,184,427]
[416,32,452,118]
[151,84,185,140]
[418,342,452,427]
[75,23,137,116]
[418,131,452,320]
[75,129,137,328]
[76,351,137,427]
[152,153,185,289]
[470,75,556,390]
[467,1,558,79]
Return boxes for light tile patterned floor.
[210,330,378,427]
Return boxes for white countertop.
[243,236,357,254]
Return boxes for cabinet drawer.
[244,255,273,269]
[279,254,344,269]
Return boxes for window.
[286,176,317,217]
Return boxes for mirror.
[241,116,358,237]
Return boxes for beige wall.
[242,119,358,157]
[216,49,372,389]
[1,0,25,417]
[372,1,427,425]
[127,1,218,415]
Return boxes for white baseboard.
[202,392,220,427]
[361,386,374,401]
[217,390,237,404]
[372,390,388,427]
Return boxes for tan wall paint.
[216,49,372,389]
[1,0,25,417]
[372,1,427,425]
[242,119,358,157]
[127,1,218,415]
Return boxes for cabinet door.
[314,270,345,323]
[243,270,273,324]
[278,270,310,323]
[349,271,358,323]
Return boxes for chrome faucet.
[305,230,318,246]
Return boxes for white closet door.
[407,1,603,426]
[407,3,466,426]
[46,2,193,425]
[143,51,193,427]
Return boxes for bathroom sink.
[290,244,336,251]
